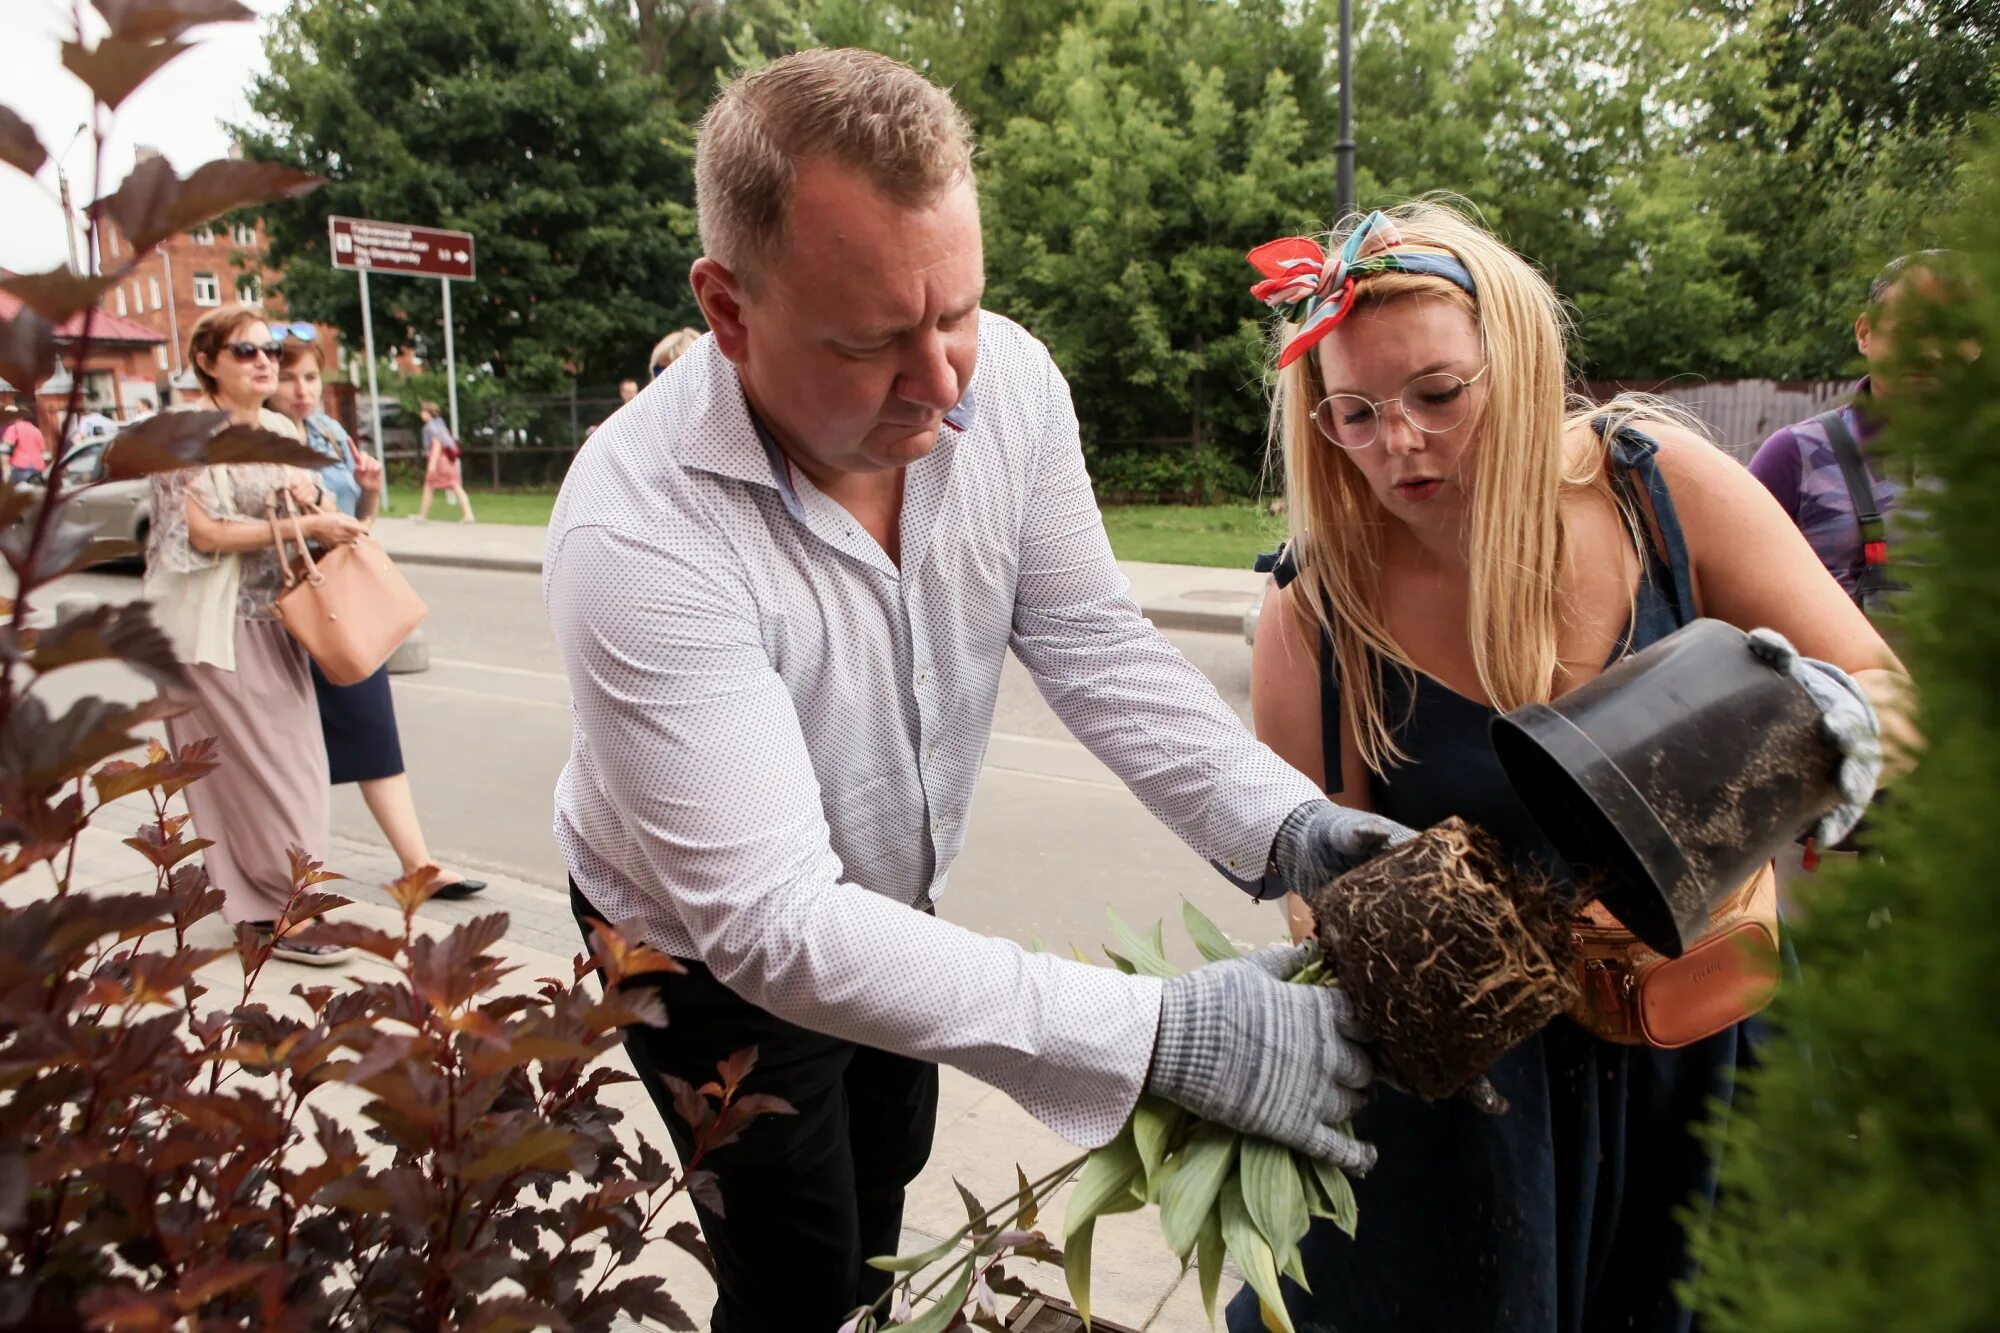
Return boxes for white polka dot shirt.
[544,316,1319,1147]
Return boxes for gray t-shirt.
[422,417,455,454]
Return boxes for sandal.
[247,922,353,968]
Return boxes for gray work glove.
[1271,797,1418,897]
[1146,943,1379,1173]
[1746,628,1882,847]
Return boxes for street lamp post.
[55,124,89,275]
[1336,0,1356,220]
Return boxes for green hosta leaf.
[1066,1219,1096,1328]
[1066,1125,1145,1241]
[1182,898,1244,963]
[1104,908,1178,978]
[1221,1170,1296,1333]
[1307,1153,1359,1239]
[1159,1123,1239,1257]
[1196,1203,1226,1321]
[901,1260,973,1333]
[1130,1095,1180,1196]
[1240,1137,1311,1260]
[866,1231,962,1273]
[1280,1241,1312,1294]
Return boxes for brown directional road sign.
[328,215,476,281]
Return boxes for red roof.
[0,290,167,346]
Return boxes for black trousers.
[571,884,940,1332]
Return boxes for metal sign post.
[441,277,458,437]
[358,266,385,510]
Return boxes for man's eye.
[840,340,892,356]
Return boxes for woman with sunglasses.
[271,330,487,902]
[144,304,368,966]
[1238,203,1908,1331]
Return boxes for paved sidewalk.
[373,516,1267,637]
[58,802,1232,1332]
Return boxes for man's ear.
[691,258,751,366]
[1855,313,1873,361]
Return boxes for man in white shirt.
[547,48,1410,1331]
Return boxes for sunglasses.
[275,322,317,343]
[225,341,284,362]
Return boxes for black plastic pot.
[1490,618,1840,957]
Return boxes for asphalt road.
[28,562,1292,966]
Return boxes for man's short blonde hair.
[695,48,975,286]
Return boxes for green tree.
[973,0,1342,491]
[1690,0,2000,376]
[1688,134,2000,1330]
[238,0,699,390]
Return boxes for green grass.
[380,484,1282,568]
[1099,503,1285,568]
[381,484,560,527]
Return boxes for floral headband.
[1248,211,1478,369]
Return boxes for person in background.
[1748,251,1963,615]
[145,303,367,966]
[271,333,487,902]
[2,407,47,483]
[1243,202,1903,1333]
[618,378,640,405]
[415,400,475,522]
[648,327,701,378]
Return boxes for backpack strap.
[1814,408,1890,605]
[1258,541,1344,795]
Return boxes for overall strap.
[1815,408,1890,604]
[1602,421,1699,626]
[1263,542,1345,795]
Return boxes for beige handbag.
[267,492,427,685]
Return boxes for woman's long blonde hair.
[1273,199,1675,773]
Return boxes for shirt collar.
[1851,376,1883,443]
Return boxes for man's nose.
[894,333,961,414]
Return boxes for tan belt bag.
[1567,863,1781,1048]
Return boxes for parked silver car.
[54,438,152,564]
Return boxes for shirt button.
[930,818,943,835]
[917,667,933,688]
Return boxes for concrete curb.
[382,544,1251,635]
[390,550,544,576]
[1144,605,1246,636]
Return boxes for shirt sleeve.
[547,523,1164,1147]
[1008,356,1321,880]
[1746,428,1803,520]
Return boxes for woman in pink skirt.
[144,304,370,966]
[415,400,476,522]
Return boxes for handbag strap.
[266,491,323,589]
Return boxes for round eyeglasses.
[1311,364,1489,450]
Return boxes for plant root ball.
[1305,818,1580,1100]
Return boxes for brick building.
[99,146,350,395]
[0,291,168,439]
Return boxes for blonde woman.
[647,327,701,378]
[1240,204,1906,1331]
[145,304,366,965]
